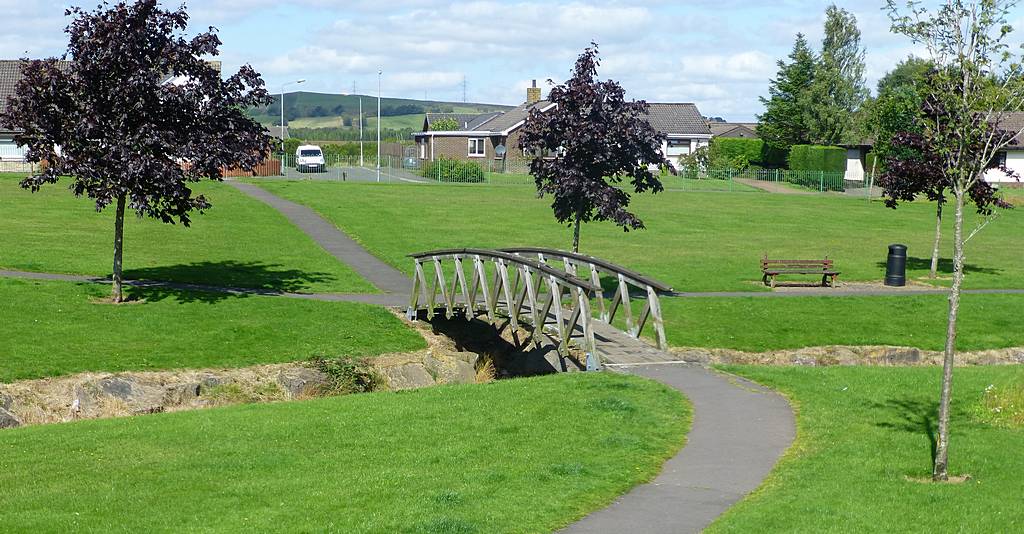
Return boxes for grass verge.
[0,173,374,293]
[0,372,689,533]
[0,277,424,383]
[659,293,1024,352]
[252,180,1024,292]
[707,365,1024,533]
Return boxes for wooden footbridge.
[406,247,674,369]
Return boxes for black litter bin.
[885,244,907,287]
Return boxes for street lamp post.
[376,68,382,183]
[280,79,306,155]
[359,97,364,167]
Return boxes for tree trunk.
[929,201,943,279]
[111,193,127,303]
[571,212,582,253]
[933,192,965,482]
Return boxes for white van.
[295,144,326,173]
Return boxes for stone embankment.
[670,345,1024,366]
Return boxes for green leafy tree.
[886,0,1024,482]
[430,117,459,131]
[0,1,271,302]
[806,5,868,145]
[758,33,816,150]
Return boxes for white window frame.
[468,138,486,158]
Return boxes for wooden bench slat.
[761,256,839,288]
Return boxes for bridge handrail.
[498,247,673,292]
[409,248,600,293]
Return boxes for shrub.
[708,138,764,170]
[421,156,485,183]
[309,356,380,395]
[430,117,460,131]
[788,145,847,172]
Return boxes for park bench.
[761,256,840,288]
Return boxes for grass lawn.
[708,365,1024,532]
[252,181,1024,292]
[0,277,424,383]
[659,293,1024,352]
[0,372,689,533]
[0,173,374,293]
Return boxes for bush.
[421,156,485,183]
[759,144,789,169]
[309,356,380,395]
[788,145,847,172]
[708,138,764,170]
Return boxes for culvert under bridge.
[406,247,679,369]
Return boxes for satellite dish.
[495,144,507,157]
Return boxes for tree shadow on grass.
[120,260,335,304]
[874,256,1002,276]
[871,397,939,467]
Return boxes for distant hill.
[248,91,513,130]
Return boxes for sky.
[2,1,1022,121]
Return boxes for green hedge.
[788,145,847,173]
[421,156,485,183]
[708,138,763,170]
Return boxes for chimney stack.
[526,79,541,104]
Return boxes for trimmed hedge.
[708,138,763,170]
[788,145,847,173]
[421,156,485,183]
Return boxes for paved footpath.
[228,181,411,296]
[557,322,795,533]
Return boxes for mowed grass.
[0,372,690,533]
[0,278,424,383]
[708,365,1024,532]
[0,174,374,293]
[253,180,1024,292]
[659,293,1024,352]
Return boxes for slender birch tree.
[886,0,1024,481]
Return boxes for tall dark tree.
[0,1,271,302]
[887,0,1024,481]
[518,44,668,252]
[806,5,868,145]
[758,33,816,150]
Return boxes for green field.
[0,174,374,293]
[0,277,424,382]
[709,365,1024,532]
[0,372,689,533]
[660,294,1024,352]
[253,181,1024,292]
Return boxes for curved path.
[7,182,799,532]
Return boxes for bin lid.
[888,244,908,253]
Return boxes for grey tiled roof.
[709,122,759,138]
[478,100,551,132]
[644,103,710,136]
[994,111,1024,149]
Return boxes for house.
[0,60,73,162]
[985,112,1024,187]
[413,81,711,169]
[709,122,759,139]
[1,59,223,163]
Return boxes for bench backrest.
[761,257,833,270]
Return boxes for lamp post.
[280,79,305,154]
[376,68,382,182]
[359,96,364,167]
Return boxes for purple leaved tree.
[518,44,669,253]
[0,0,272,302]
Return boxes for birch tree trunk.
[933,191,965,481]
[929,201,943,279]
[111,193,127,303]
